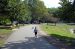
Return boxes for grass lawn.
[41,23,75,46]
[0,29,12,46]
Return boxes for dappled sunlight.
[41,23,75,49]
[44,34,75,49]
[41,23,75,38]
[2,36,58,49]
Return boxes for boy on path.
[34,27,38,37]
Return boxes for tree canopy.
[0,0,75,24]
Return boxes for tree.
[27,0,49,23]
[16,1,31,22]
[0,0,50,24]
[7,0,31,23]
[72,0,75,21]
[0,0,10,25]
[58,0,74,22]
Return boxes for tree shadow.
[50,34,75,47]
[1,36,58,49]
[0,26,12,30]
[67,23,75,25]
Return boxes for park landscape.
[0,0,75,49]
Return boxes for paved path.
[2,25,59,49]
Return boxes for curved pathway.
[2,25,59,49]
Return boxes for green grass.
[41,23,75,38]
[0,29,11,35]
[0,29,12,46]
[41,23,75,46]
[0,24,27,46]
[0,40,4,46]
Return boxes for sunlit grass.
[0,29,11,35]
[41,23,75,38]
[0,29,12,46]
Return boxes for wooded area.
[0,0,75,25]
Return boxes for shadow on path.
[2,36,58,49]
[44,34,75,49]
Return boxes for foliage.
[27,0,49,22]
[58,0,74,22]
[0,0,49,24]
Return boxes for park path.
[2,25,58,49]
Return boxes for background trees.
[57,0,74,22]
[8,0,31,23]
[0,0,75,25]
[0,0,32,24]
[0,0,49,24]
[0,0,10,25]
[27,0,49,23]
[48,0,75,23]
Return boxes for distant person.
[34,27,38,38]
